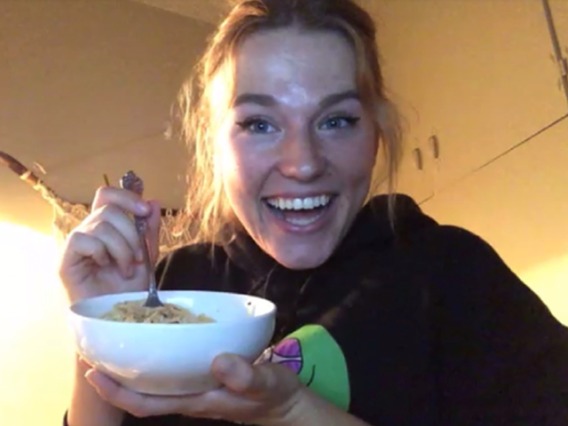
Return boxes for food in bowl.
[68,290,276,396]
[101,299,215,324]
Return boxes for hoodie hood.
[223,193,438,340]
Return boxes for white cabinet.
[373,0,568,201]
[420,116,568,324]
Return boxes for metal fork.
[119,170,163,308]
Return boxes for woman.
[59,0,568,425]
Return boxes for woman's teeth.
[266,195,331,211]
[265,195,332,227]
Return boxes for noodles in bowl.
[101,299,215,324]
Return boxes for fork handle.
[119,170,160,298]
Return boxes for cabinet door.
[374,0,568,195]
[549,0,568,99]
[390,102,435,204]
[420,116,568,324]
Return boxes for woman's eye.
[235,118,277,134]
[319,116,360,130]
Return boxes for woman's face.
[216,28,378,269]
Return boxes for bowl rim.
[69,289,276,328]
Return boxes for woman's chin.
[270,248,333,271]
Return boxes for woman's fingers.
[59,185,159,304]
[91,186,151,217]
[86,220,137,278]
[212,354,287,397]
[85,354,302,423]
[89,204,144,263]
[77,355,94,369]
[62,231,111,271]
[212,354,257,394]
[62,192,158,278]
[90,189,160,264]
[63,207,141,279]
[85,370,198,418]
[85,369,255,421]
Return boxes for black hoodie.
[120,194,568,426]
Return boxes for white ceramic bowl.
[68,290,276,395]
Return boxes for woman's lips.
[263,195,336,233]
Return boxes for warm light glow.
[520,254,568,327]
[0,222,74,426]
[208,60,235,124]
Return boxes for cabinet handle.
[412,147,423,170]
[428,135,440,159]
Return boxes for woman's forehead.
[231,28,357,100]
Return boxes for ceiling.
[0,0,225,232]
[132,0,229,23]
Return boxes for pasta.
[101,300,215,324]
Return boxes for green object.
[263,324,351,410]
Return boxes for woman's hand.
[58,186,161,304]
[83,353,304,425]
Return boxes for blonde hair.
[173,0,403,245]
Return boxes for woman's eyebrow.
[233,93,276,107]
[318,90,360,110]
[232,90,360,109]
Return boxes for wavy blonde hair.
[173,0,402,245]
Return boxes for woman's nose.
[277,129,326,182]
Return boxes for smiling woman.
[0,222,73,426]
[217,28,379,270]
[57,1,568,425]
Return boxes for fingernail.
[84,370,104,391]
[84,369,95,383]
[136,201,150,214]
